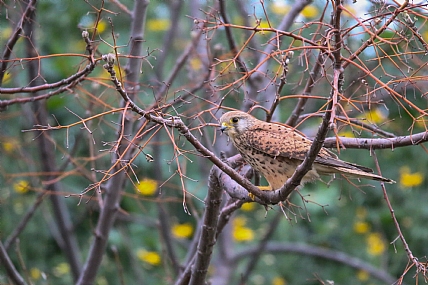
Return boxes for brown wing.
[242,121,374,173]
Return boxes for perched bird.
[219,110,394,191]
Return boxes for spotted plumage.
[219,111,394,190]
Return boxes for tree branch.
[231,242,398,284]
[26,8,82,280]
[4,192,47,250]
[188,166,223,285]
[0,0,36,85]
[323,132,428,149]
[240,212,283,284]
[0,240,27,285]
[77,1,150,284]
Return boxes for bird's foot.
[248,186,272,200]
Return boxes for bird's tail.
[333,167,395,184]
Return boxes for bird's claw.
[248,186,272,201]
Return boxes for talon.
[248,192,256,201]
[248,186,272,201]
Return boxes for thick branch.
[188,166,223,285]
[27,9,82,280]
[175,163,247,285]
[76,1,150,285]
[323,132,428,149]
[155,0,183,79]
[0,241,27,285]
[231,242,397,284]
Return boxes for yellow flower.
[136,249,161,266]
[353,221,370,234]
[356,207,368,219]
[415,118,427,128]
[136,178,158,196]
[100,64,126,80]
[14,202,24,215]
[399,166,423,188]
[241,202,255,212]
[2,141,16,153]
[259,20,271,29]
[147,18,171,31]
[13,180,30,194]
[30,268,42,280]
[366,233,386,256]
[189,57,202,71]
[357,270,369,281]
[232,16,244,26]
[423,30,428,42]
[337,130,354,138]
[96,19,107,34]
[172,223,194,239]
[359,108,386,124]
[233,217,254,242]
[0,26,13,40]
[233,216,246,227]
[96,277,108,285]
[343,4,357,16]
[272,276,287,285]
[1,71,12,84]
[233,226,254,242]
[270,3,290,15]
[301,5,319,19]
[53,262,70,277]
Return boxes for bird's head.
[219,111,255,138]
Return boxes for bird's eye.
[231,117,239,123]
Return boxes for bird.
[219,110,395,192]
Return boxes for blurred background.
[1,1,427,284]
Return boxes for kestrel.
[219,111,394,191]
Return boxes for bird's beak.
[220,122,228,133]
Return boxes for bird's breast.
[231,137,320,189]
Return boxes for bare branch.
[323,132,428,149]
[4,192,47,250]
[0,241,27,285]
[231,242,397,284]
[0,0,36,85]
[77,1,150,284]
[188,166,223,285]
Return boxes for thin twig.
[26,8,83,280]
[372,151,423,282]
[297,113,396,138]
[218,0,251,86]
[286,48,326,127]
[76,1,150,285]
[0,0,36,85]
